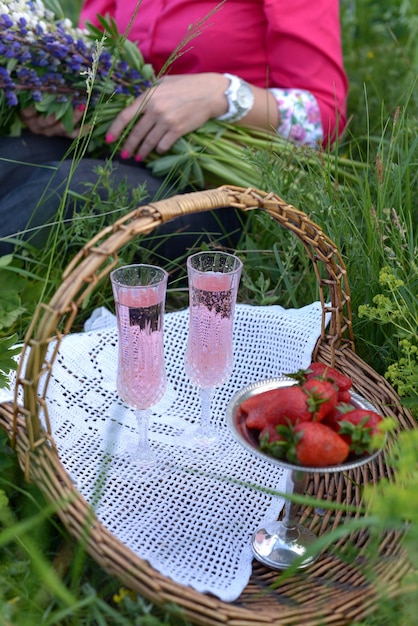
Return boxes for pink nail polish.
[76,103,86,112]
[120,149,130,159]
[134,154,142,163]
[105,133,115,143]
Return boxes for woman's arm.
[264,0,348,145]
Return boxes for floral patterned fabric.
[270,88,323,147]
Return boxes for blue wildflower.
[0,0,155,143]
[18,17,28,34]
[75,39,88,54]
[31,90,42,101]
[19,49,32,62]
[68,53,85,71]
[0,14,13,29]
[5,91,18,106]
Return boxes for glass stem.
[135,408,156,467]
[191,386,217,447]
[199,387,214,434]
[282,469,307,529]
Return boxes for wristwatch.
[216,73,255,123]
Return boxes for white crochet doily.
[11,302,328,602]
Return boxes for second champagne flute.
[110,264,168,468]
[184,251,243,447]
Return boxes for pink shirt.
[80,0,348,144]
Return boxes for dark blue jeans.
[0,132,242,259]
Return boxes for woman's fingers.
[105,96,148,150]
[19,106,85,137]
[105,74,226,159]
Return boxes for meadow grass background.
[0,0,417,624]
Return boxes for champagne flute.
[184,251,242,447]
[110,264,168,468]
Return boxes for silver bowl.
[226,376,385,569]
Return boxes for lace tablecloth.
[6,302,328,601]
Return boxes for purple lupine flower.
[5,91,18,106]
[5,42,21,59]
[18,17,28,34]
[128,69,140,80]
[99,51,112,70]
[0,66,13,84]
[75,39,88,54]
[67,54,85,71]
[0,0,155,142]
[0,14,13,29]
[30,90,42,101]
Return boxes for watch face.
[237,83,253,108]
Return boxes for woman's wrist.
[216,73,255,123]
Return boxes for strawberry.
[242,385,312,430]
[333,407,383,455]
[293,421,350,467]
[337,389,352,404]
[259,420,350,467]
[322,403,350,430]
[290,362,352,402]
[301,378,338,421]
[305,362,352,392]
[259,424,287,459]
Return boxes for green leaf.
[96,14,120,38]
[0,334,21,389]
[0,255,13,268]
[0,292,25,331]
[59,102,76,133]
[149,154,189,176]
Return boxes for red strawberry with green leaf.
[259,424,287,459]
[305,362,352,391]
[302,378,338,420]
[290,362,352,402]
[333,407,383,455]
[260,420,350,467]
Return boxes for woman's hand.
[20,106,84,138]
[105,73,228,161]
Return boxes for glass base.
[129,445,157,469]
[178,423,218,449]
[120,443,175,472]
[252,521,318,570]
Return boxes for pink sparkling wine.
[185,272,236,388]
[115,288,166,409]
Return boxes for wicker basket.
[0,186,415,626]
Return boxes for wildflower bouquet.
[0,0,363,190]
[0,0,155,137]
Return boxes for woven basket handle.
[14,185,353,455]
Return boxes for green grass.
[0,0,417,624]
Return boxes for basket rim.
[2,185,414,626]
